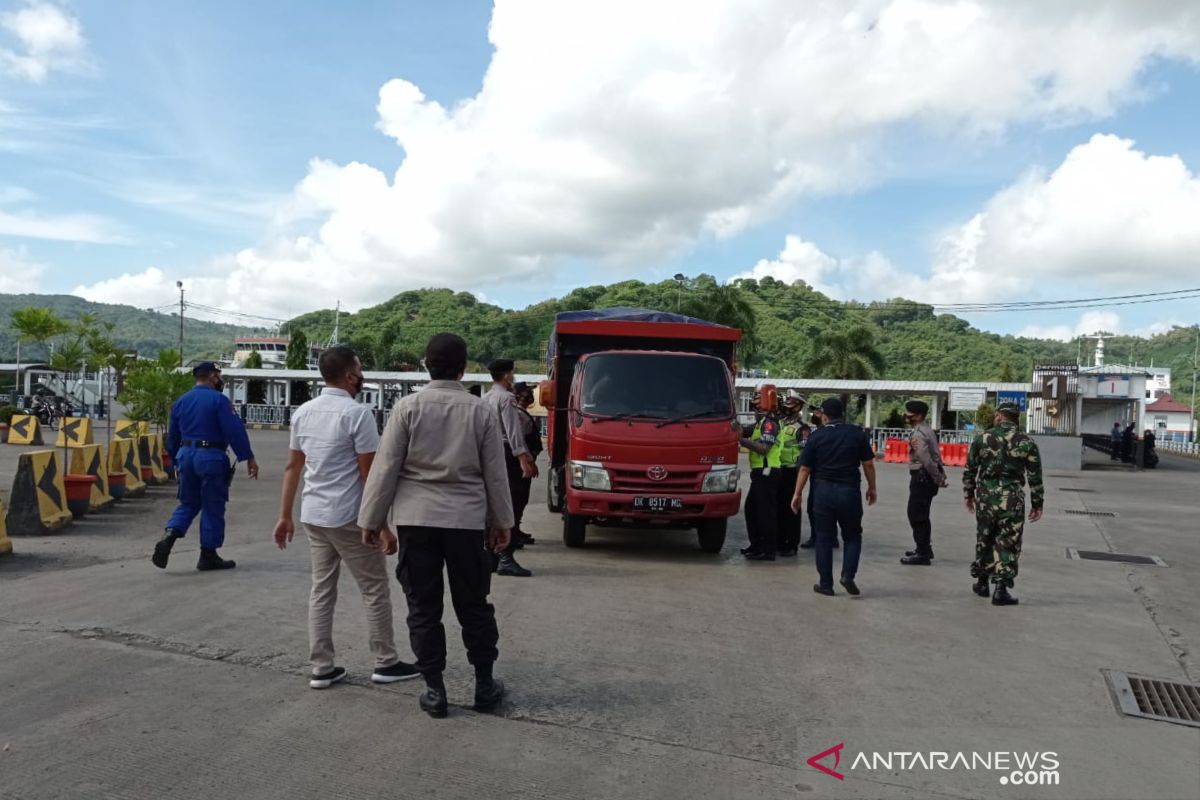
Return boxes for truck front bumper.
[566,489,742,520]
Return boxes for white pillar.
[864,392,874,427]
[284,380,291,407]
[931,396,942,430]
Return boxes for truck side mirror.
[538,380,555,409]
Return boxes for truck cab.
[541,309,743,553]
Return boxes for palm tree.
[9,307,70,401]
[801,326,886,380]
[680,284,760,364]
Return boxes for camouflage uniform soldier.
[961,402,1044,606]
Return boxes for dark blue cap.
[192,361,220,376]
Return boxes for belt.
[180,440,227,449]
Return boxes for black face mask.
[214,379,225,392]
[350,374,364,397]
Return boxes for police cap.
[819,397,845,418]
[487,358,515,378]
[782,390,805,407]
[512,381,532,396]
[192,361,220,377]
[905,400,929,416]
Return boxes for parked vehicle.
[539,308,743,553]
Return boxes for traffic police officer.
[900,400,948,566]
[153,362,258,571]
[790,398,876,596]
[740,385,782,561]
[962,402,1044,606]
[775,391,806,556]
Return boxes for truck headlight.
[702,465,740,493]
[569,460,611,491]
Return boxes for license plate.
[634,496,683,512]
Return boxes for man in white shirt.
[273,346,417,689]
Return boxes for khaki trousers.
[305,522,400,676]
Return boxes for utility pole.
[673,273,686,312]
[1191,325,1198,444]
[176,280,185,368]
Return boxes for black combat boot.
[972,576,991,597]
[196,548,236,571]
[473,662,505,712]
[904,549,934,560]
[419,673,449,719]
[900,553,931,565]
[151,528,183,569]
[496,553,532,577]
[992,585,1019,606]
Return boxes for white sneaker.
[309,666,347,689]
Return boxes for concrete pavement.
[1,430,1198,799]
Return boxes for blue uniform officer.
[152,362,258,571]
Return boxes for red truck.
[539,308,743,553]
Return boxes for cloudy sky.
[1,0,1198,339]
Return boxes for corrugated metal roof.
[219,369,546,383]
[733,378,1032,393]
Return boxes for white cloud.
[0,1,87,82]
[0,208,126,243]
[1019,310,1122,342]
[924,133,1200,302]
[730,235,906,301]
[177,0,1199,317]
[0,246,44,292]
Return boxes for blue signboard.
[997,390,1028,411]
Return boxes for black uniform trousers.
[776,466,802,551]
[906,471,938,556]
[395,526,499,676]
[503,447,531,556]
[744,467,780,554]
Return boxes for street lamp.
[176,280,184,368]
[673,273,687,312]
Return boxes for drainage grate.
[1063,509,1117,517]
[1058,487,1095,493]
[1105,671,1200,728]
[1067,549,1167,567]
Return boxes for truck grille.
[610,468,705,494]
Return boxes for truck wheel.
[697,519,727,553]
[563,514,587,548]
[547,469,564,513]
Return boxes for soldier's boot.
[151,528,184,569]
[419,673,449,719]
[900,553,931,565]
[196,548,236,571]
[991,584,1019,606]
[496,553,532,577]
[972,576,991,597]
[473,663,505,713]
[904,549,934,560]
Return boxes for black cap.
[192,361,219,377]
[820,397,845,418]
[996,402,1021,418]
[513,381,531,395]
[905,400,929,415]
[487,358,514,377]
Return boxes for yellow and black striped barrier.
[108,438,147,497]
[67,443,114,512]
[137,434,169,484]
[6,450,72,535]
[55,416,95,447]
[114,419,149,441]
[7,413,44,446]
[0,498,11,556]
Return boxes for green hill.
[0,294,261,363]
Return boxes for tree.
[801,326,886,379]
[998,362,1017,382]
[679,282,760,364]
[285,328,312,405]
[243,350,267,404]
[9,307,70,400]
[975,402,996,429]
[118,350,193,433]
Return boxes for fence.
[1158,439,1200,459]
[866,427,976,455]
[242,404,289,425]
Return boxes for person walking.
[273,346,419,690]
[510,382,543,548]
[740,387,782,561]
[962,402,1044,606]
[900,400,948,566]
[1109,421,1122,460]
[153,362,258,571]
[484,358,536,578]
[775,391,806,557]
[798,409,831,551]
[358,333,514,719]
[790,398,876,596]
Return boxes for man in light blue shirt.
[273,346,417,689]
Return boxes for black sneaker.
[813,584,835,596]
[372,661,420,684]
[309,666,347,690]
[840,577,861,596]
[899,554,931,566]
[778,548,798,557]
[740,546,756,555]
[744,551,776,561]
[904,549,935,560]
[798,539,815,549]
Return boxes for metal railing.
[1158,439,1200,459]
[867,427,976,454]
[241,404,289,425]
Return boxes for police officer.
[900,400,948,566]
[962,402,1044,606]
[775,391,806,556]
[740,386,782,561]
[511,381,542,548]
[790,398,876,596]
[484,358,535,577]
[153,362,257,571]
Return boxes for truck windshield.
[580,353,732,420]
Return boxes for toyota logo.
[646,465,669,481]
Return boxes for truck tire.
[696,519,727,553]
[547,469,564,513]
[563,514,587,548]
